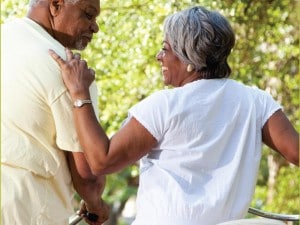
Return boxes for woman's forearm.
[72,103,111,174]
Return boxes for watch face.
[74,100,83,107]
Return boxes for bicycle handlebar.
[248,207,300,221]
[69,211,83,225]
[68,207,300,225]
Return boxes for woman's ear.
[49,0,64,16]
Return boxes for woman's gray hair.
[164,6,235,79]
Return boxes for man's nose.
[91,21,99,33]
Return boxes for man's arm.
[67,151,109,224]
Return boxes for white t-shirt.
[1,18,99,225]
[129,79,281,225]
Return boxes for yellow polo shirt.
[1,17,99,225]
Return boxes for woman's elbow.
[287,148,299,166]
[90,164,107,176]
[283,137,299,166]
[289,134,299,166]
[87,157,110,176]
[88,158,125,176]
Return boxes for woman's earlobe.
[187,64,195,72]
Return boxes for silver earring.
[187,64,194,72]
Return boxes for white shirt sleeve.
[253,87,282,127]
[128,91,168,142]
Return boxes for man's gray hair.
[164,6,235,79]
[29,0,80,7]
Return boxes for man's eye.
[85,12,93,20]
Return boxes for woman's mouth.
[162,66,168,72]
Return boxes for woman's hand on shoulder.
[49,48,95,99]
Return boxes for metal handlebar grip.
[69,211,99,225]
[248,207,300,221]
[69,211,83,225]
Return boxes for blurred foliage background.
[1,0,299,224]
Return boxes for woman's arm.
[262,109,299,166]
[73,105,157,175]
[49,49,157,175]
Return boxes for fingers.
[89,68,95,77]
[79,200,87,215]
[65,48,83,61]
[48,49,66,67]
[73,53,81,60]
[49,48,80,65]
[65,48,74,61]
[82,199,109,225]
[49,49,96,83]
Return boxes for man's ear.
[49,0,64,16]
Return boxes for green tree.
[2,0,299,224]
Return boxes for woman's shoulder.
[144,88,175,101]
[227,79,279,109]
[227,79,267,94]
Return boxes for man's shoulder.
[2,18,24,30]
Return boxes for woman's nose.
[156,51,162,61]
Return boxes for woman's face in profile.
[156,40,188,87]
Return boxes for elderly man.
[1,0,109,224]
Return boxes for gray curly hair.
[164,6,235,79]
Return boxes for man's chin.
[74,41,88,51]
[74,45,87,51]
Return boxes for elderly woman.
[50,6,299,225]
